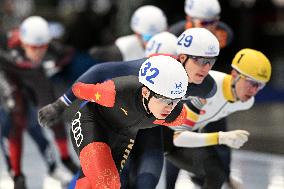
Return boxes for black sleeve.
[0,50,22,74]
[0,51,57,107]
[88,44,123,62]
[0,50,38,78]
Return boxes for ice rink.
[1,103,284,189]
[156,150,284,189]
[0,131,284,189]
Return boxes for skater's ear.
[142,87,150,98]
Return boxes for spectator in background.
[0,16,78,189]
[59,0,118,50]
[0,0,34,33]
[88,5,168,62]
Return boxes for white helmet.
[176,28,219,57]
[145,32,177,57]
[130,5,167,36]
[139,55,188,99]
[184,0,221,19]
[19,16,51,46]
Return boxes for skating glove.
[38,98,67,127]
[218,130,250,149]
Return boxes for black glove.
[38,98,67,127]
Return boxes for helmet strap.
[180,55,190,68]
[180,55,193,83]
[231,75,241,101]
[142,89,155,114]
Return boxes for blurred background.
[0,0,283,188]
[1,0,283,102]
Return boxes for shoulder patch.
[72,80,116,107]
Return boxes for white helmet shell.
[139,55,188,99]
[184,0,221,19]
[145,32,177,57]
[176,28,220,57]
[19,16,51,46]
[130,5,167,35]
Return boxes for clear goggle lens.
[200,19,219,26]
[188,55,217,66]
[240,75,266,90]
[153,93,182,105]
[191,17,220,26]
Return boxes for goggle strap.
[232,75,241,101]
[182,55,190,68]
[143,89,156,114]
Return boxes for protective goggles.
[142,34,153,42]
[153,93,182,105]
[25,44,49,49]
[192,17,219,26]
[187,55,217,66]
[240,74,266,90]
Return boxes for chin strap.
[179,56,189,69]
[178,56,193,83]
[231,75,241,101]
[142,90,155,114]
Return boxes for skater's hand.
[38,98,67,127]
[218,130,250,149]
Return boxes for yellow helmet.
[231,48,271,83]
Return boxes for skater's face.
[136,33,153,48]
[232,70,264,102]
[186,16,219,32]
[179,54,216,84]
[22,43,48,63]
[142,87,181,119]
